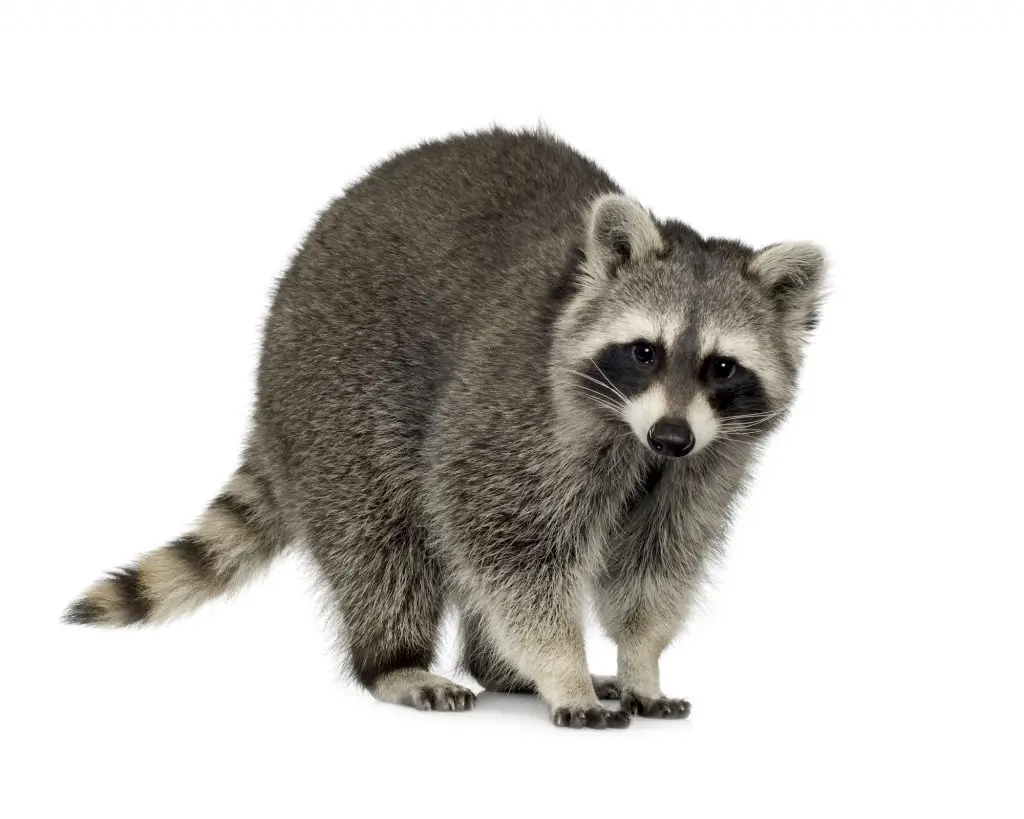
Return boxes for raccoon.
[65,128,826,729]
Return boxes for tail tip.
[63,566,150,627]
[62,597,104,625]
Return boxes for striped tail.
[63,461,290,626]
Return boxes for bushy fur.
[66,128,826,728]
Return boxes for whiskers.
[563,359,630,420]
[571,382,625,416]
[714,410,784,445]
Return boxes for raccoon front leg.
[464,578,630,729]
[427,396,633,727]
[492,606,630,729]
[595,590,692,719]
[460,609,624,701]
[615,624,691,719]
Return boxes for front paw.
[551,705,631,729]
[620,691,691,719]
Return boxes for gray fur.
[66,128,826,729]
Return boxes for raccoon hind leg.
[316,513,476,713]
[460,609,536,694]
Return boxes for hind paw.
[402,684,477,712]
[374,669,477,712]
[551,705,631,729]
[591,674,621,700]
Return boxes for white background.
[2,2,1022,817]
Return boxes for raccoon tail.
[63,459,290,627]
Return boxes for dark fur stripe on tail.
[168,533,219,583]
[108,567,149,622]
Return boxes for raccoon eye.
[707,356,737,381]
[632,342,657,366]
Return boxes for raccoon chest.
[620,461,666,521]
[613,460,712,551]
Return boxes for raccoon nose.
[647,420,696,458]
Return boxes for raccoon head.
[552,193,826,458]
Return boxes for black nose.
[647,420,696,458]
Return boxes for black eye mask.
[700,358,771,418]
[585,341,663,401]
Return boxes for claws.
[619,691,691,719]
[403,684,477,712]
[551,705,631,729]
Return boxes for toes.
[585,706,631,729]
[620,691,691,719]
[593,683,621,700]
[552,706,631,729]
[552,707,588,728]
[440,685,475,712]
[405,685,476,712]
[604,709,631,728]
[452,687,477,711]
[666,698,690,719]
[650,699,672,717]
[591,675,621,700]
[620,692,641,716]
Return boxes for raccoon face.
[553,193,826,458]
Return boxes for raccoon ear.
[749,241,828,334]
[583,193,664,280]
